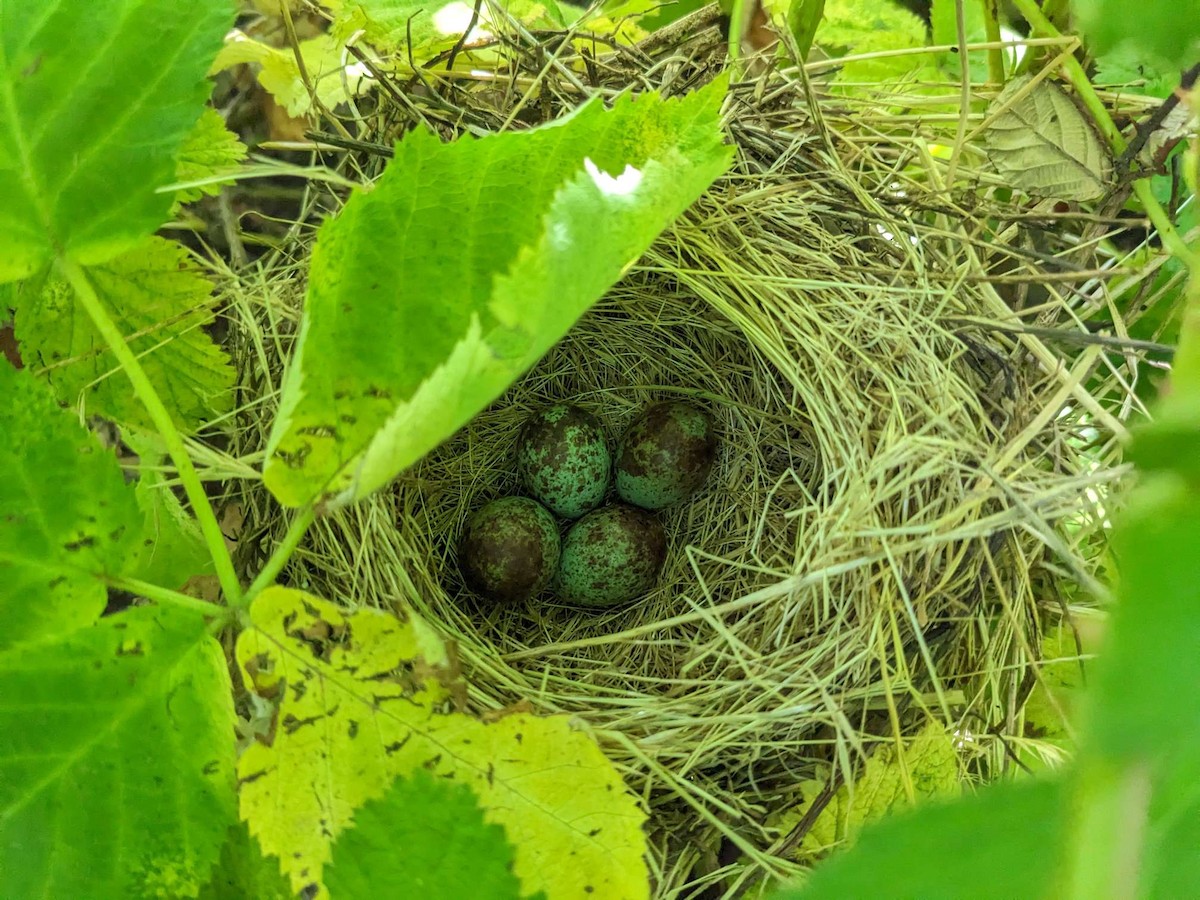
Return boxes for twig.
[1116,61,1200,173]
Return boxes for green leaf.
[209,33,374,119]
[174,107,248,206]
[0,0,234,282]
[264,80,731,509]
[1092,47,1178,99]
[0,365,141,650]
[930,0,989,83]
[1086,473,1200,778]
[812,0,930,83]
[1022,622,1092,752]
[327,0,568,56]
[0,605,237,899]
[13,236,236,433]
[325,772,524,900]
[237,588,649,900]
[779,778,1069,899]
[198,822,295,900]
[983,75,1113,201]
[123,429,213,589]
[1076,0,1200,71]
[786,0,826,59]
[773,721,960,860]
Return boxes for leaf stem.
[980,0,1006,84]
[58,258,244,606]
[1007,0,1198,269]
[242,505,316,608]
[108,575,232,619]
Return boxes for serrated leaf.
[807,0,930,83]
[0,0,234,281]
[237,588,648,900]
[123,429,213,589]
[0,365,141,650]
[779,778,1069,899]
[174,107,248,205]
[0,605,237,899]
[774,721,960,859]
[326,772,524,900]
[263,80,731,509]
[13,235,235,433]
[198,822,295,900]
[210,32,374,119]
[984,75,1113,201]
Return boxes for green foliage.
[778,778,1070,899]
[0,0,234,281]
[328,0,569,57]
[123,430,213,589]
[13,236,235,433]
[812,0,932,82]
[1076,0,1200,70]
[209,33,374,119]
[237,588,649,899]
[1022,623,1091,748]
[198,822,294,900]
[0,365,141,650]
[930,0,989,82]
[0,606,237,899]
[264,80,731,509]
[174,108,248,206]
[773,721,960,859]
[325,773,525,900]
[787,0,827,60]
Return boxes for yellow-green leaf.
[210,32,373,118]
[1023,623,1094,745]
[13,236,235,433]
[775,721,960,859]
[984,75,1113,201]
[237,587,648,899]
[174,108,248,205]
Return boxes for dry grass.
[213,11,1170,897]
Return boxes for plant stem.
[242,505,316,607]
[58,258,244,606]
[108,575,233,619]
[981,0,1006,84]
[1007,0,1199,269]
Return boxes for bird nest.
[219,12,1157,898]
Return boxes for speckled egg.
[558,505,667,608]
[615,402,718,510]
[459,497,560,603]
[517,404,611,519]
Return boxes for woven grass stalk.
[219,17,1151,898]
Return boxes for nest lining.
[216,19,1149,898]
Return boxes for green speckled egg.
[558,505,667,608]
[459,497,560,603]
[615,402,717,510]
[517,404,611,519]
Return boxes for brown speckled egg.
[615,401,717,510]
[558,505,667,608]
[517,404,611,519]
[459,497,560,603]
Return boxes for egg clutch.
[458,401,718,609]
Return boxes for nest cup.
[225,53,1124,897]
